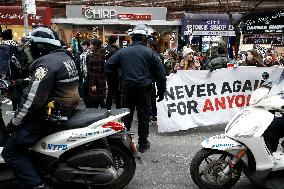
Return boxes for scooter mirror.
[262,72,269,80]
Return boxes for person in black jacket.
[0,29,23,112]
[105,24,166,153]
[1,27,80,189]
[105,35,121,110]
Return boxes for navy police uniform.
[105,41,166,150]
[2,50,80,189]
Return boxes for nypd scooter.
[0,79,138,189]
[190,68,284,189]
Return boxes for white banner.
[157,67,281,133]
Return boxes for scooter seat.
[66,108,110,129]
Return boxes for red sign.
[0,6,51,26]
[118,14,151,20]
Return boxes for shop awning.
[51,18,181,26]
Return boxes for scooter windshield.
[262,68,284,97]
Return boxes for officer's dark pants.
[121,84,151,148]
[2,121,54,189]
[106,74,121,110]
[263,117,284,152]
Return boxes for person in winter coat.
[86,38,106,108]
[207,46,228,71]
[164,49,178,75]
[79,40,91,104]
[0,29,22,112]
[105,35,121,110]
[245,49,264,67]
[175,47,200,70]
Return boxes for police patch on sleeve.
[34,67,48,81]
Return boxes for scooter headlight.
[249,88,270,105]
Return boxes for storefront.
[241,10,284,53]
[51,5,180,51]
[0,6,51,42]
[181,13,241,58]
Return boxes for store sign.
[25,0,36,15]
[67,5,167,21]
[243,11,284,34]
[118,14,151,20]
[0,6,50,26]
[184,20,235,36]
[182,14,240,37]
[82,6,116,19]
[243,34,283,45]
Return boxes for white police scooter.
[0,77,138,189]
[190,68,284,189]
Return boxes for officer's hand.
[6,122,19,134]
[156,94,164,102]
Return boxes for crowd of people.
[1,27,283,130]
[0,24,284,189]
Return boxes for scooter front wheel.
[190,148,242,189]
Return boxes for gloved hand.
[156,92,164,102]
[6,122,19,134]
[156,78,167,102]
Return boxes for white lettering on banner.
[157,67,281,133]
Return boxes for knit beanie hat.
[182,46,194,58]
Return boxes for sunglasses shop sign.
[156,67,277,133]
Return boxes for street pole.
[22,0,29,37]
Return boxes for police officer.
[105,24,166,153]
[2,27,80,189]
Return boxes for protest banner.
[157,67,281,133]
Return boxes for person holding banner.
[175,46,200,71]
[207,46,228,71]
[245,49,263,67]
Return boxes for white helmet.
[128,24,154,36]
[27,27,61,47]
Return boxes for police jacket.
[105,41,166,89]
[105,44,119,61]
[11,51,80,126]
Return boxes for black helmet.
[27,27,61,59]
